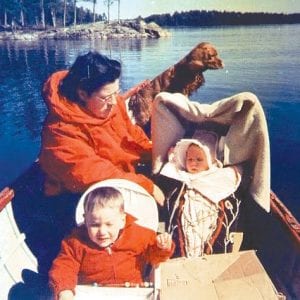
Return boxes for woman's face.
[79,79,120,119]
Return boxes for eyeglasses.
[94,89,121,103]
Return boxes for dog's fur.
[127,42,223,126]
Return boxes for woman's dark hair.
[59,51,121,103]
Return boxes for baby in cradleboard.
[159,130,242,258]
[48,186,174,300]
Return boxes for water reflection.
[1,26,300,219]
[0,38,161,139]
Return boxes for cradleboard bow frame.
[151,91,271,213]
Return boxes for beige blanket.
[151,92,270,212]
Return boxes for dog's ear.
[187,59,205,70]
[186,44,212,70]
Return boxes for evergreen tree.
[81,0,97,23]
[117,0,120,23]
[103,0,113,23]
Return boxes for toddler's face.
[185,144,209,173]
[85,206,125,248]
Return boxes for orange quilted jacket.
[39,71,153,196]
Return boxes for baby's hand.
[168,147,175,162]
[153,184,165,206]
[156,232,172,251]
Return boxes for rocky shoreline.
[0,20,170,41]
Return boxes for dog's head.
[183,42,224,72]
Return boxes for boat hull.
[0,162,299,299]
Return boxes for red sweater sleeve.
[49,238,81,299]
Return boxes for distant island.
[144,10,300,26]
[1,4,300,41]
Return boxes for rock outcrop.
[0,20,170,41]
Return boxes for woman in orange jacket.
[39,51,164,205]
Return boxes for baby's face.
[85,206,125,248]
[185,144,209,173]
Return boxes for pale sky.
[81,0,300,20]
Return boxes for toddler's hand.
[58,290,74,300]
[156,232,172,251]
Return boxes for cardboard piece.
[157,250,283,300]
[75,286,154,300]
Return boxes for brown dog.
[127,42,223,126]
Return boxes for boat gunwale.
[0,187,14,212]
[270,191,300,247]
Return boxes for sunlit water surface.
[0,24,299,218]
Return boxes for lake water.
[0,24,299,218]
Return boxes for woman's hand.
[153,184,165,206]
[156,232,172,251]
[58,290,74,300]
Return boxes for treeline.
[0,0,120,29]
[144,10,300,27]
